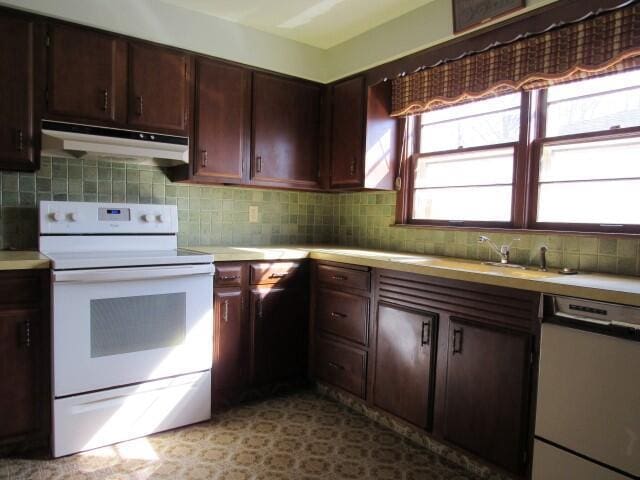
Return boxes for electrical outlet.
[249,205,259,223]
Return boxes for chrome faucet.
[478,235,520,264]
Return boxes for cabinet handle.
[452,328,463,354]
[327,361,345,371]
[16,128,24,152]
[257,298,263,318]
[218,275,240,281]
[256,156,262,173]
[223,299,229,323]
[421,321,431,346]
[330,312,346,319]
[201,149,208,168]
[102,89,109,111]
[136,96,144,116]
[331,275,347,281]
[21,319,31,348]
[269,273,287,279]
[349,157,356,176]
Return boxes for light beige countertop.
[193,245,640,307]
[0,251,51,270]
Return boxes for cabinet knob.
[218,275,240,281]
[102,89,109,112]
[349,157,356,176]
[452,328,464,354]
[421,321,431,346]
[16,128,23,152]
[136,96,144,116]
[21,319,31,348]
[223,299,229,323]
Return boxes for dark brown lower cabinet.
[212,288,248,408]
[443,317,532,475]
[315,336,367,398]
[0,270,50,454]
[251,286,308,385]
[372,303,436,429]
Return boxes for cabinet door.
[251,286,308,385]
[128,43,191,134]
[443,317,531,474]
[0,15,38,171]
[330,76,365,188]
[373,304,436,429]
[47,24,126,123]
[252,73,321,188]
[194,58,249,183]
[0,309,40,441]
[213,288,248,408]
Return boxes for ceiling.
[156,0,436,49]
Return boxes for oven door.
[52,264,214,397]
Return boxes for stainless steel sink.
[481,261,527,270]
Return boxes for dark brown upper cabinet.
[252,72,322,190]
[192,57,250,184]
[46,24,127,124]
[128,42,192,135]
[0,14,42,172]
[328,76,398,190]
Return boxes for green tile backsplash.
[329,191,640,277]
[1,159,638,276]
[0,157,333,249]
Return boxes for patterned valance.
[391,3,640,117]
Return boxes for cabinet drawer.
[315,337,367,399]
[317,264,370,292]
[0,271,41,309]
[250,262,302,285]
[316,289,368,345]
[214,263,245,288]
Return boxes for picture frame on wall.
[452,0,526,33]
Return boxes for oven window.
[90,293,186,358]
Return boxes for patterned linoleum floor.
[1,391,478,480]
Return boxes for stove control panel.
[39,201,178,235]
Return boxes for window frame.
[400,79,640,234]
[406,91,532,229]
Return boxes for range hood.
[41,120,189,166]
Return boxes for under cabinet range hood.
[41,120,189,166]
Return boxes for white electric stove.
[39,201,214,457]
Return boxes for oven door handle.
[53,263,214,283]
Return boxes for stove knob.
[141,214,151,223]
[50,212,62,222]
[68,212,78,222]
[156,214,165,223]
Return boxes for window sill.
[391,223,640,238]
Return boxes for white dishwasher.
[533,295,640,480]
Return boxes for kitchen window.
[531,70,640,232]
[406,69,640,233]
[411,93,522,226]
